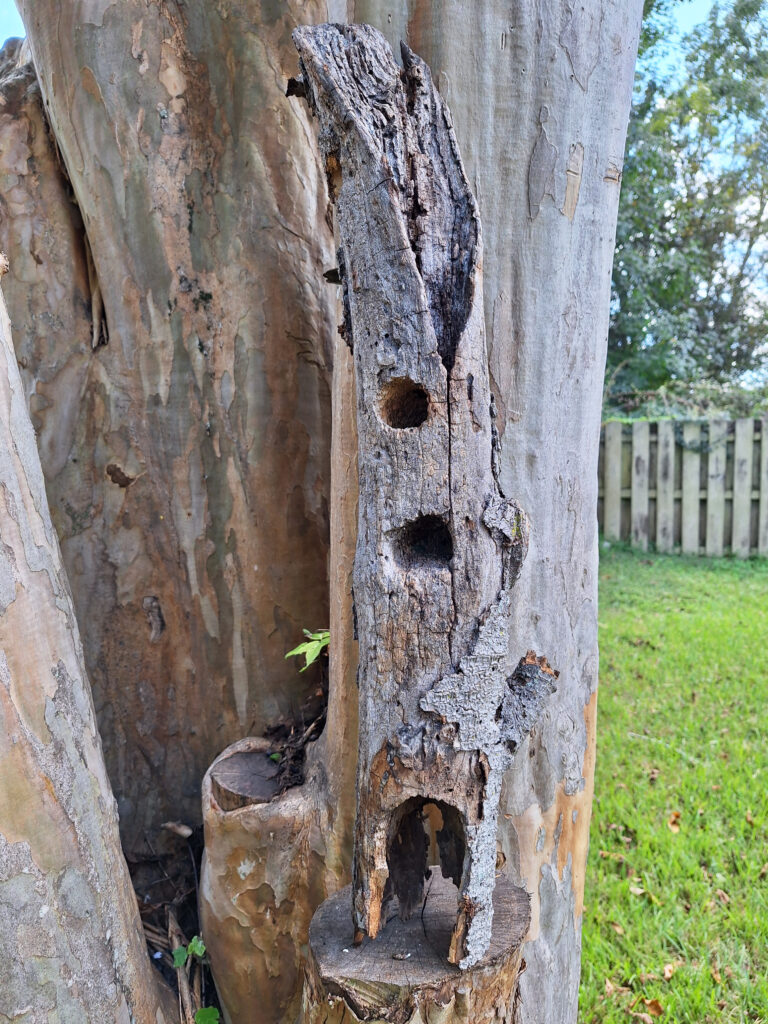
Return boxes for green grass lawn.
[580,546,768,1024]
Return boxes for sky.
[0,1,717,49]
[0,0,22,43]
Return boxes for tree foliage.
[607,0,768,415]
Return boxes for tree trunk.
[339,4,643,1020]
[1,2,643,1021]
[293,23,554,978]
[10,0,338,850]
[0,279,176,1022]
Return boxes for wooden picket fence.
[598,418,768,557]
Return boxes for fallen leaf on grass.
[630,996,664,1018]
[745,810,755,826]
[610,921,625,935]
[758,863,768,879]
[715,888,730,905]
[711,967,722,984]
[630,1014,654,1024]
[630,885,646,897]
[663,961,683,981]
[605,978,630,996]
[648,767,660,784]
[667,810,681,833]
[638,973,659,984]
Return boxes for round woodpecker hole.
[379,377,430,429]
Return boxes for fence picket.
[760,418,768,557]
[656,421,674,552]
[631,421,650,551]
[705,421,727,557]
[732,418,754,558]
[603,421,623,541]
[681,423,701,555]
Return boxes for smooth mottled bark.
[293,23,553,973]
[0,281,176,1022]
[11,0,337,849]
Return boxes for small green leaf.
[187,935,206,958]
[194,1009,220,1024]
[299,640,322,670]
[269,752,281,763]
[172,946,188,968]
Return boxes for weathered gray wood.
[705,421,728,557]
[656,420,675,552]
[759,418,768,557]
[293,23,555,970]
[301,873,529,1024]
[603,421,623,541]
[732,418,754,557]
[681,423,701,555]
[631,421,650,550]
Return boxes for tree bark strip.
[0,279,176,1023]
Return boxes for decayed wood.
[294,23,555,970]
[0,281,176,1022]
[13,0,337,848]
[198,331,359,1024]
[301,872,529,1024]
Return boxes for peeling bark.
[8,2,338,848]
[0,282,176,1022]
[294,23,554,972]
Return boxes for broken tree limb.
[301,872,529,1024]
[293,23,556,972]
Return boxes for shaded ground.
[580,546,768,1023]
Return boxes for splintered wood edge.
[306,872,530,1021]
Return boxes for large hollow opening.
[379,377,430,429]
[391,515,452,570]
[385,797,466,923]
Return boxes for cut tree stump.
[301,872,530,1024]
[292,20,557,991]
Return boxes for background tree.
[607,0,768,415]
